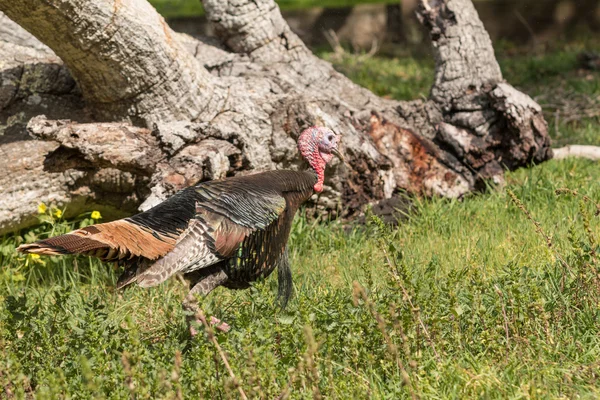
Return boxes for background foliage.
[149,0,398,17]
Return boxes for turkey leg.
[183,270,230,335]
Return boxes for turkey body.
[18,170,317,306]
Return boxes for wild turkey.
[18,126,342,333]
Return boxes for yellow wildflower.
[38,203,47,214]
[54,209,63,218]
[91,211,102,220]
[28,253,45,266]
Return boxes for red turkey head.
[297,126,343,193]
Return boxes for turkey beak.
[331,148,344,162]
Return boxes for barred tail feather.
[17,234,107,256]
[16,219,179,261]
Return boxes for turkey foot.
[210,316,231,332]
[188,314,231,336]
[183,288,231,336]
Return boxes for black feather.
[127,187,198,237]
[277,247,293,308]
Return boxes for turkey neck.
[218,169,317,198]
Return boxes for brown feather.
[214,224,250,257]
[201,211,253,258]
[17,219,178,260]
[17,234,106,256]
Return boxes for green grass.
[150,0,204,19]
[2,39,600,397]
[3,158,600,398]
[150,0,397,18]
[320,53,434,101]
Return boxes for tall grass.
[2,158,600,398]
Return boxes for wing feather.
[134,217,221,287]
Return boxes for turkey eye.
[327,135,333,142]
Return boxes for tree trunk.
[0,0,551,234]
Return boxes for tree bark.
[0,0,551,234]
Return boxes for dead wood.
[0,0,552,234]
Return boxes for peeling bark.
[28,116,162,174]
[367,113,470,198]
[0,0,552,234]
